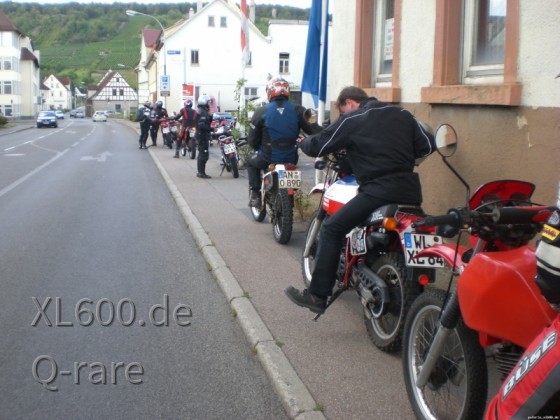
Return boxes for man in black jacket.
[285,86,435,314]
[137,100,152,149]
[149,100,168,147]
[195,95,213,178]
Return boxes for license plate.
[223,143,236,154]
[404,233,445,267]
[162,127,170,134]
[170,126,177,132]
[278,170,302,189]
[348,227,367,255]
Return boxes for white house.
[0,9,41,118]
[329,0,559,211]
[43,74,71,111]
[134,0,332,114]
[88,70,138,116]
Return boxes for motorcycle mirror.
[434,124,458,158]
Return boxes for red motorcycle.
[160,116,177,149]
[301,151,441,352]
[401,124,557,419]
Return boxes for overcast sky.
[0,0,312,7]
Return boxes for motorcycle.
[301,151,440,352]
[401,123,557,419]
[160,116,177,149]
[250,161,302,244]
[180,127,197,159]
[217,134,242,178]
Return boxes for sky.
[0,0,311,7]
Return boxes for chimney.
[249,0,255,22]
[189,7,195,19]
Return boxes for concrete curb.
[146,142,326,419]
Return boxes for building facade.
[331,0,559,210]
[88,70,138,117]
[43,74,71,111]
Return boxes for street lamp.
[126,9,168,105]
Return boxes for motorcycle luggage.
[536,211,560,304]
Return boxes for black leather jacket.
[300,98,436,204]
[195,106,212,141]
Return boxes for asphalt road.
[0,118,288,419]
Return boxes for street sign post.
[160,75,170,97]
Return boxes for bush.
[0,115,8,127]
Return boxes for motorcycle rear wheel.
[189,138,196,159]
[272,189,293,244]
[365,253,422,353]
[230,156,239,178]
[403,288,488,420]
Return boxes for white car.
[55,110,65,119]
[92,111,108,122]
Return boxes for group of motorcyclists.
[137,76,559,418]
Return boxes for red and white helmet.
[266,76,290,101]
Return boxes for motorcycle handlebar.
[492,206,556,224]
[416,210,462,228]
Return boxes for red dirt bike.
[401,123,557,419]
[160,116,177,149]
[301,151,441,352]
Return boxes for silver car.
[36,111,58,128]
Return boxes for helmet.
[156,100,163,107]
[184,99,193,108]
[144,100,151,108]
[266,76,290,101]
[198,95,212,107]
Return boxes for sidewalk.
[120,121,416,420]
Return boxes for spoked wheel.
[250,190,266,222]
[189,138,196,159]
[272,189,293,244]
[403,289,488,420]
[301,210,323,288]
[364,253,422,353]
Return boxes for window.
[191,50,199,65]
[119,89,124,96]
[279,53,289,74]
[3,105,12,117]
[2,57,12,70]
[2,81,12,94]
[220,17,227,27]
[208,16,215,27]
[112,88,117,96]
[373,0,395,82]
[462,0,506,83]
[421,0,521,106]
[244,87,258,97]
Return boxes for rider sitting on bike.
[285,86,436,314]
[247,76,320,208]
[173,99,197,158]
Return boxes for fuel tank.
[322,175,359,216]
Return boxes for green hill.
[1,2,310,88]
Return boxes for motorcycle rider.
[137,100,152,149]
[247,76,320,208]
[195,95,213,178]
[284,86,436,314]
[149,100,168,147]
[486,209,560,419]
[173,99,197,158]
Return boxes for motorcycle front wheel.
[365,253,422,353]
[230,156,239,178]
[301,210,322,288]
[272,189,293,244]
[402,288,488,420]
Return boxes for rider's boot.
[248,190,261,208]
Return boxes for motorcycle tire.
[230,156,239,178]
[301,210,323,288]
[364,252,422,353]
[272,189,293,244]
[250,190,266,222]
[402,288,488,420]
[189,139,196,159]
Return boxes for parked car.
[36,111,58,128]
[92,111,107,122]
[55,110,65,119]
[69,109,77,118]
[75,110,85,118]
[102,110,115,117]
[211,112,233,128]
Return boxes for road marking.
[0,149,69,198]
[4,153,24,157]
[80,151,112,162]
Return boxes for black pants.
[246,154,269,191]
[149,124,159,145]
[139,124,150,147]
[309,191,389,298]
[197,138,209,174]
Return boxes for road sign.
[160,75,170,96]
